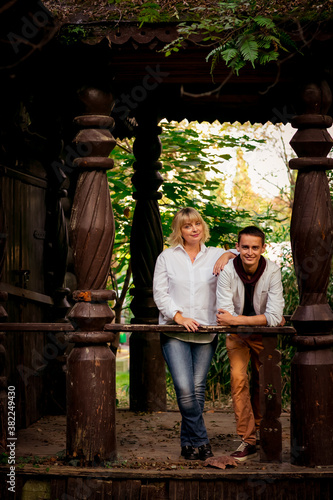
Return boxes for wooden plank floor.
[1,409,333,499]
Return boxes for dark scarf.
[233,255,266,285]
[233,255,266,316]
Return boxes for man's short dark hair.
[238,226,265,245]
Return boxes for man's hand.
[216,309,268,327]
[216,309,236,326]
[174,312,200,332]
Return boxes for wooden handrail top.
[105,324,297,335]
[0,323,74,332]
[0,322,296,336]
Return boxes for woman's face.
[181,219,203,246]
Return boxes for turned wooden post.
[259,335,282,462]
[289,81,333,466]
[66,87,117,463]
[0,190,8,451]
[129,110,166,412]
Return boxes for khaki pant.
[226,333,263,445]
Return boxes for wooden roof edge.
[54,19,333,48]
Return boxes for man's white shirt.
[216,258,284,327]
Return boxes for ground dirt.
[13,408,292,471]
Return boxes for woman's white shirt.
[153,243,232,343]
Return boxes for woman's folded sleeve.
[153,254,182,322]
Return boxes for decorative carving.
[66,87,117,462]
[129,113,166,412]
[289,80,333,466]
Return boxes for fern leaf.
[221,47,238,64]
[229,57,246,75]
[239,35,258,64]
[257,40,271,50]
[257,35,281,49]
[206,45,223,62]
[258,51,279,65]
[253,16,276,31]
[279,30,298,50]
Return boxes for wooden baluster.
[66,87,117,463]
[259,335,282,462]
[289,81,333,466]
[0,190,7,451]
[129,111,166,412]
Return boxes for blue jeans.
[161,334,217,448]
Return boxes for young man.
[216,226,284,462]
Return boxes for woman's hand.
[213,251,236,276]
[279,316,286,327]
[174,312,200,332]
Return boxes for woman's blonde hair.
[167,207,210,247]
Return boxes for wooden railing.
[0,321,296,464]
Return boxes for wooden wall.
[0,163,51,429]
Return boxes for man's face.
[236,234,266,273]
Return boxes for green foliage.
[137,2,170,25]
[165,366,177,403]
[116,370,130,407]
[161,1,298,76]
[58,25,89,45]
[107,145,135,322]
[206,335,230,403]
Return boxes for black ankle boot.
[181,445,198,460]
[198,443,214,460]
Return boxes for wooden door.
[0,164,50,428]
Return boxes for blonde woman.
[153,207,237,461]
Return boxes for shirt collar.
[173,243,207,253]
